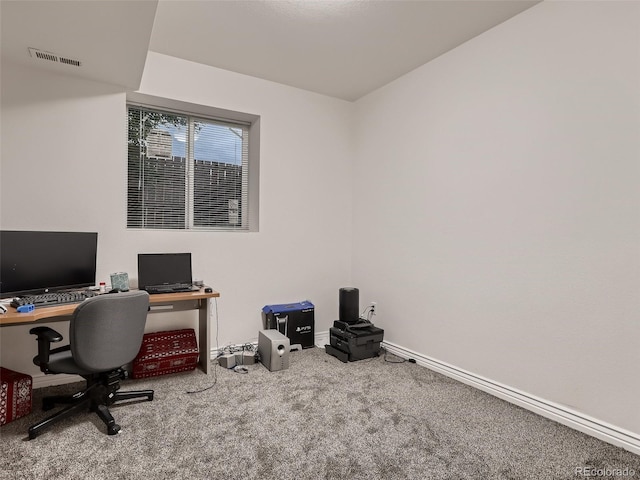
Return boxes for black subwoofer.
[339,287,359,324]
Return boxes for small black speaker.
[339,287,359,324]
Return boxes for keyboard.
[11,290,97,308]
[144,284,193,294]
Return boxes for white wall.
[2,0,638,450]
[352,1,640,437]
[0,55,354,378]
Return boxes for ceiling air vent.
[28,48,82,67]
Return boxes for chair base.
[28,370,153,440]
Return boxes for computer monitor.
[0,230,98,298]
[137,253,193,291]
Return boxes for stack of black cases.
[326,320,384,362]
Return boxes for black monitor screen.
[137,253,192,289]
[0,230,98,297]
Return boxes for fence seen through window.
[127,106,249,230]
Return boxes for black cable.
[382,346,407,364]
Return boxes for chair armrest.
[30,326,63,343]
[30,326,64,370]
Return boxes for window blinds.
[127,105,250,230]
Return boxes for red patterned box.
[0,367,32,425]
[132,329,199,379]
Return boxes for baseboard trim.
[382,340,640,456]
[314,330,330,348]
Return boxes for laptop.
[137,253,194,294]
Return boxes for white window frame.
[126,93,260,232]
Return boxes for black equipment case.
[326,321,384,362]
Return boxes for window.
[126,96,259,231]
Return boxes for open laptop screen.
[137,253,192,291]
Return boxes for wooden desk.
[0,289,220,374]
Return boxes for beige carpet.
[1,347,638,479]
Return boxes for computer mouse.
[204,287,213,293]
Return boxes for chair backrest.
[69,291,150,372]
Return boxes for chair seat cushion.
[47,350,94,376]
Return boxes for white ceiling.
[0,0,158,90]
[1,0,539,101]
[149,0,539,101]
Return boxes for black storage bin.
[327,324,384,362]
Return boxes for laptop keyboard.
[145,284,193,294]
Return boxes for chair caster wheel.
[107,424,121,435]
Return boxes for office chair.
[28,291,154,439]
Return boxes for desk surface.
[0,289,220,326]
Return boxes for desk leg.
[198,299,211,374]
